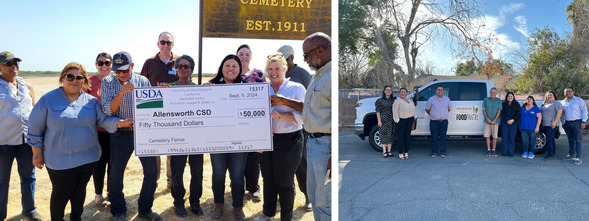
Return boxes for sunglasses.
[303,47,321,59]
[4,60,20,67]
[96,60,112,66]
[159,40,173,46]
[66,74,85,82]
[177,64,191,70]
[114,69,130,74]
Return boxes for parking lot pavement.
[339,131,589,220]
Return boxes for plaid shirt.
[101,74,151,118]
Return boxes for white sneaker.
[253,213,273,221]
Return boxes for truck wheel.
[368,125,382,152]
[534,131,547,154]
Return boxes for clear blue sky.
[421,0,573,75]
[1,0,314,74]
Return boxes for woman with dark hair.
[500,92,521,157]
[375,86,396,158]
[236,44,266,83]
[209,55,243,84]
[83,52,113,207]
[159,55,204,217]
[393,87,415,160]
[520,95,542,159]
[541,91,563,160]
[27,62,132,221]
[208,54,248,221]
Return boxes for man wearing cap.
[278,45,312,88]
[141,31,179,189]
[270,32,332,221]
[101,52,161,221]
[0,51,43,221]
[277,44,313,211]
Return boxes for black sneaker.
[191,204,204,216]
[574,159,583,165]
[431,154,437,158]
[440,154,446,158]
[175,205,187,217]
[25,212,43,221]
[138,212,162,221]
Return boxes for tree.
[455,58,478,76]
[516,27,589,94]
[339,0,400,89]
[339,0,369,55]
[479,57,512,80]
[566,0,589,71]
[339,0,370,89]
[364,0,489,90]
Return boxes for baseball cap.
[0,51,22,63]
[112,51,133,70]
[277,45,294,60]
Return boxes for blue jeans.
[209,152,247,208]
[541,126,558,157]
[306,136,331,221]
[564,120,583,159]
[430,120,448,155]
[520,129,537,154]
[0,143,36,220]
[500,122,518,155]
[108,131,158,216]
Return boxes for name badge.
[168,69,177,75]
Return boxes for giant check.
[132,83,272,156]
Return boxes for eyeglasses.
[66,74,85,82]
[3,60,20,67]
[114,70,130,74]
[159,40,173,46]
[303,47,321,59]
[177,64,191,70]
[96,60,112,66]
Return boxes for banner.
[203,0,331,40]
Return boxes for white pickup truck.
[354,80,558,153]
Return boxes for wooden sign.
[203,0,331,40]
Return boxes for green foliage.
[455,59,478,76]
[339,0,368,55]
[515,26,588,93]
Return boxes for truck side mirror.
[413,88,419,106]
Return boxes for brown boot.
[212,203,223,219]
[233,207,246,221]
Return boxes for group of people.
[375,85,587,166]
[1,31,332,221]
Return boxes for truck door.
[449,82,486,135]
[413,82,455,136]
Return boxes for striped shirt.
[101,74,151,118]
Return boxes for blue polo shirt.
[520,105,541,130]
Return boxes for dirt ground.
[5,76,313,220]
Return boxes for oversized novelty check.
[132,83,272,156]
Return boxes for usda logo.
[135,89,163,109]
